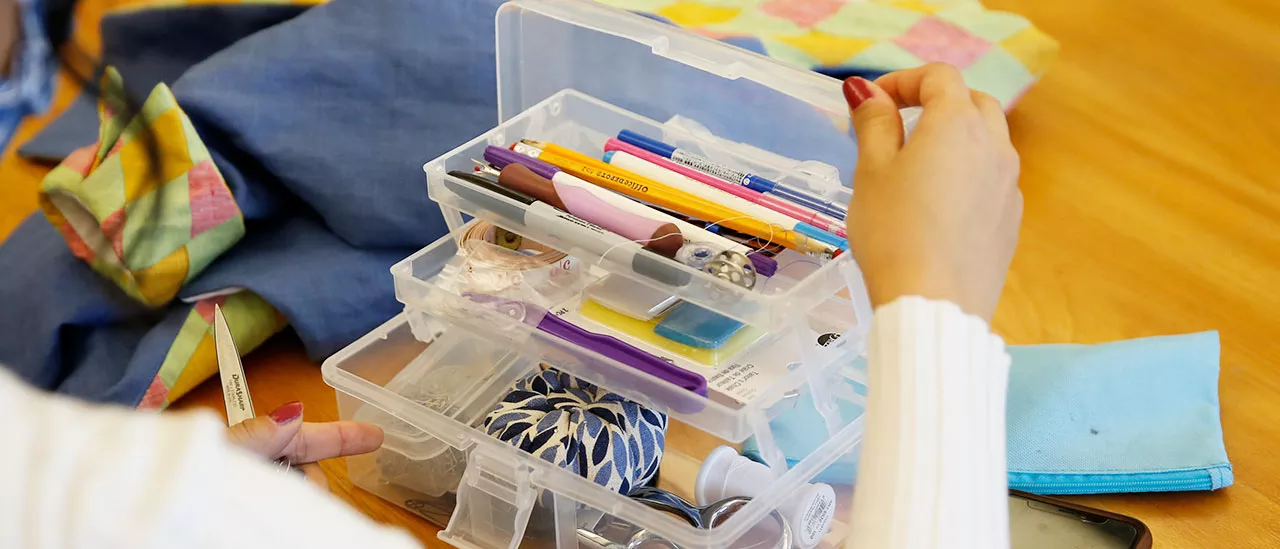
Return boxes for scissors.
[214,304,296,475]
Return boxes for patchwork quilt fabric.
[599,0,1057,105]
[39,69,244,307]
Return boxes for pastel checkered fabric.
[601,0,1058,106]
[38,68,245,307]
[137,291,287,410]
[36,68,284,408]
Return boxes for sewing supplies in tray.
[434,129,857,406]
[319,5,880,547]
[431,126,862,408]
[432,129,855,540]
[330,94,867,549]
[375,128,857,534]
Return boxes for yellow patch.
[1001,25,1058,77]
[776,30,875,67]
[882,0,944,14]
[167,333,218,403]
[132,246,189,306]
[655,1,742,27]
[121,108,194,203]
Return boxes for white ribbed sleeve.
[846,297,1011,549]
[0,367,421,549]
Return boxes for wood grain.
[984,1,1280,547]
[1,1,1277,547]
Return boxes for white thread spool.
[695,446,836,549]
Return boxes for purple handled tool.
[537,312,709,396]
[485,145,560,179]
[464,293,708,397]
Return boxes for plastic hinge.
[648,35,748,80]
[836,259,873,352]
[439,450,538,549]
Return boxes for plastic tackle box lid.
[494,0,860,188]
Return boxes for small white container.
[696,446,837,549]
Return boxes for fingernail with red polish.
[843,77,875,110]
[268,401,303,425]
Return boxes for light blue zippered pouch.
[1004,330,1230,494]
[745,331,1231,495]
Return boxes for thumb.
[227,401,304,459]
[844,77,903,170]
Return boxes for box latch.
[439,449,538,549]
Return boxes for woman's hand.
[227,401,384,488]
[844,63,1022,323]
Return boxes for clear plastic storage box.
[323,1,876,547]
[325,310,870,549]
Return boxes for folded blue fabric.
[19,4,311,162]
[744,331,1232,495]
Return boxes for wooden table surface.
[2,0,1278,547]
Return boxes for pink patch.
[55,222,95,262]
[694,29,736,40]
[195,296,230,325]
[136,376,169,411]
[895,17,991,68]
[188,161,239,237]
[63,143,100,176]
[100,208,127,259]
[761,0,846,28]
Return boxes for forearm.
[0,368,420,549]
[847,297,1011,549]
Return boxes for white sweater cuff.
[847,297,1011,549]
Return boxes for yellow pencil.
[516,140,837,257]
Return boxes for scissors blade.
[214,304,255,426]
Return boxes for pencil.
[516,140,838,257]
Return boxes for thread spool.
[695,446,835,549]
[457,221,582,303]
[703,250,757,290]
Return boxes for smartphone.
[1010,490,1153,549]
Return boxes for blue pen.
[617,130,849,220]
